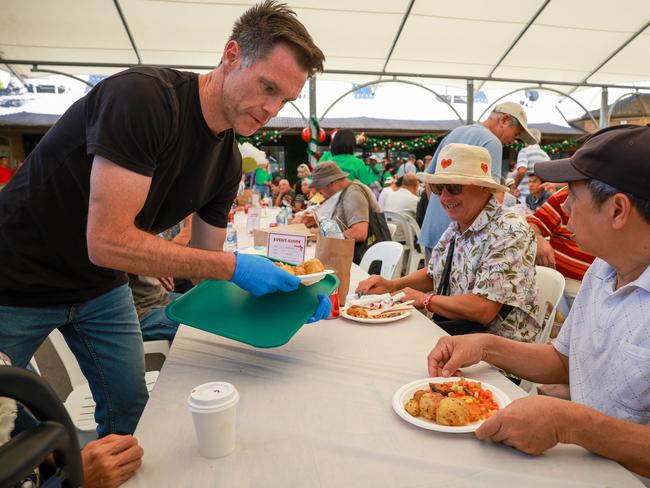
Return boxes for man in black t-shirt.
[0,1,326,438]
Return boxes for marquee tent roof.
[2,0,650,92]
[0,111,582,140]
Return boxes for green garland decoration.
[506,139,579,155]
[306,116,320,158]
[357,134,438,152]
[237,130,282,147]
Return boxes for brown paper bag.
[315,235,355,305]
[236,189,255,207]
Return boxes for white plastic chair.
[383,211,425,275]
[387,223,398,240]
[359,241,404,279]
[519,266,566,394]
[41,329,169,439]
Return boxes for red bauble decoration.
[301,127,326,143]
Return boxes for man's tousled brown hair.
[229,0,325,76]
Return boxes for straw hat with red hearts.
[416,143,509,193]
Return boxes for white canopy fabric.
[2,0,650,90]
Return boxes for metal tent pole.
[466,80,474,124]
[600,87,609,129]
[308,77,317,166]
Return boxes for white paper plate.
[298,269,334,285]
[392,377,511,433]
[340,307,411,324]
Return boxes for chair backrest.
[387,223,398,240]
[383,211,420,246]
[47,329,170,390]
[359,241,404,279]
[534,266,566,344]
[48,329,87,389]
[519,266,567,395]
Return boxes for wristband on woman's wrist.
[422,292,435,311]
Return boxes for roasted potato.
[436,397,469,426]
[302,258,325,274]
[404,398,420,417]
[294,265,306,276]
[413,389,429,401]
[418,392,444,420]
[277,263,295,275]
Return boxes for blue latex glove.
[231,253,300,296]
[307,294,332,323]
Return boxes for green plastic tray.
[165,273,339,348]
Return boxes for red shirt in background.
[527,187,595,281]
[0,166,14,184]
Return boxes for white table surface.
[124,259,642,487]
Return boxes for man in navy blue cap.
[426,125,650,479]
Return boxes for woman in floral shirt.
[357,143,540,342]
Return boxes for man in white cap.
[378,175,396,210]
[396,153,417,177]
[513,127,550,202]
[307,161,383,264]
[358,143,540,342]
[419,102,536,263]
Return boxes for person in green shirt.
[254,161,272,198]
[319,150,333,162]
[364,156,382,186]
[325,129,374,186]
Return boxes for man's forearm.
[87,227,236,281]
[483,335,569,384]
[427,294,500,324]
[344,222,368,243]
[390,267,433,292]
[562,403,650,478]
[528,221,546,238]
[513,167,526,187]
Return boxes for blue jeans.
[254,184,269,198]
[0,285,147,437]
[139,292,181,342]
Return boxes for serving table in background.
[123,247,642,487]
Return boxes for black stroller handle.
[0,366,84,487]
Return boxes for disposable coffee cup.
[187,381,239,458]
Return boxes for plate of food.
[392,377,510,433]
[341,305,411,323]
[274,258,334,285]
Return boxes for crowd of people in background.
[231,112,581,328]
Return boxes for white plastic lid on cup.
[187,382,239,414]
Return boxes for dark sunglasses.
[430,184,463,196]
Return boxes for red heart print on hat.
[441,159,452,168]
[481,162,489,173]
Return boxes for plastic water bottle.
[224,222,238,252]
[318,217,344,239]
[276,208,288,225]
